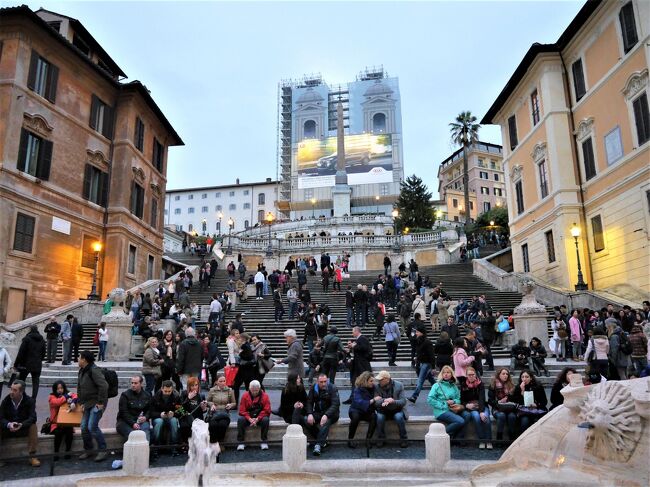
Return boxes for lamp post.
[218,211,223,237]
[87,241,102,300]
[375,195,380,215]
[226,217,234,255]
[570,223,588,291]
[310,198,316,218]
[391,208,400,251]
[436,210,445,248]
[265,211,274,257]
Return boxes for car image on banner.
[296,133,393,189]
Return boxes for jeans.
[274,306,285,322]
[348,410,376,440]
[47,338,58,362]
[631,357,648,376]
[385,340,398,364]
[555,339,566,359]
[62,340,72,364]
[255,283,263,298]
[152,417,179,445]
[208,412,232,443]
[301,414,338,446]
[237,416,269,442]
[98,341,107,361]
[289,302,298,319]
[437,411,466,438]
[493,411,517,438]
[81,405,106,451]
[376,411,407,439]
[354,304,364,326]
[116,420,151,442]
[144,373,157,394]
[411,363,434,399]
[346,308,353,327]
[304,336,315,354]
[461,409,492,440]
[572,341,582,359]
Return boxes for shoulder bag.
[439,384,464,414]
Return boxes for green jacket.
[427,380,460,418]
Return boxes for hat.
[284,329,297,338]
[375,370,391,381]
[329,326,338,334]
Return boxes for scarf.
[163,339,174,358]
[494,379,513,399]
[465,377,482,389]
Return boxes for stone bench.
[0,415,496,459]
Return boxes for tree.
[394,175,434,232]
[449,111,480,227]
[476,206,509,232]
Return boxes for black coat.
[512,383,547,410]
[15,330,46,374]
[71,320,84,342]
[0,393,36,431]
[306,382,340,420]
[434,338,453,367]
[176,337,203,375]
[415,336,435,365]
[117,388,152,425]
[351,335,373,379]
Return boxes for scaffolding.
[357,65,386,81]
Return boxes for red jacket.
[48,392,78,431]
[238,391,271,421]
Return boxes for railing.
[235,215,394,238]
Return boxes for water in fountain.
[184,419,218,486]
[549,422,591,470]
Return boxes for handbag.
[41,418,54,435]
[93,330,100,346]
[439,384,465,414]
[224,364,238,387]
[496,402,518,413]
[557,322,568,339]
[517,406,546,417]
[56,406,83,426]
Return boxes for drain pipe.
[559,52,594,290]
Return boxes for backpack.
[619,332,632,355]
[90,366,119,398]
[92,330,100,346]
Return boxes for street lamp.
[489,220,495,227]
[217,211,223,237]
[87,241,102,300]
[310,198,316,218]
[391,208,398,235]
[570,223,588,291]
[226,217,234,255]
[375,195,380,215]
[265,211,274,257]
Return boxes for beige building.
[0,7,183,323]
[437,141,505,222]
[482,0,649,293]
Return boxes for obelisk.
[332,98,351,216]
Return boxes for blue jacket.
[427,380,460,418]
[350,386,375,414]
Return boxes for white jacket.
[0,347,12,375]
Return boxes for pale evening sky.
[15,0,585,197]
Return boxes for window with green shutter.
[13,213,36,253]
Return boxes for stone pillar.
[101,288,137,361]
[513,279,548,345]
[425,423,450,472]
[282,424,306,470]
[123,430,149,475]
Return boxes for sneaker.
[237,444,245,451]
[486,442,493,449]
[29,457,41,467]
[312,444,321,456]
[479,443,486,449]
[399,440,409,448]
[260,443,269,450]
[79,452,92,460]
[407,396,416,404]
[94,451,108,462]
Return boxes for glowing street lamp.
[226,217,234,255]
[490,220,495,227]
[265,211,275,256]
[375,195,380,214]
[570,223,588,290]
[87,241,102,301]
[310,198,316,218]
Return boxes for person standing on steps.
[383,254,391,277]
[343,326,373,405]
[408,325,436,403]
[273,288,285,323]
[275,329,304,379]
[345,285,354,328]
[320,326,344,382]
[44,316,60,364]
[254,269,265,300]
[14,324,45,400]
[383,314,401,367]
[71,317,84,363]
[77,351,108,462]
[60,315,73,365]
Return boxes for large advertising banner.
[296,133,393,189]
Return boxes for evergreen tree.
[394,175,434,232]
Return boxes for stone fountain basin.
[76,472,324,487]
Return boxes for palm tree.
[449,111,480,227]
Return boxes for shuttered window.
[571,59,586,102]
[128,245,137,274]
[619,2,638,54]
[508,115,518,150]
[17,128,52,180]
[134,117,145,152]
[150,198,158,229]
[531,90,540,125]
[152,138,164,172]
[515,180,524,215]
[130,182,145,219]
[13,213,36,253]
[582,137,597,181]
[89,95,114,139]
[545,230,556,263]
[82,164,109,207]
[632,93,650,146]
[538,160,549,199]
[591,215,605,252]
[27,50,58,103]
[521,244,530,272]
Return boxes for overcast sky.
[18,0,584,196]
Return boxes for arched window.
[244,219,249,229]
[257,210,264,222]
[303,120,316,139]
[258,193,265,205]
[372,113,386,133]
[188,224,193,232]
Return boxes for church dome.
[364,80,393,97]
[296,88,323,104]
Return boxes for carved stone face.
[109,288,126,306]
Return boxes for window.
[127,245,136,274]
[27,51,58,103]
[188,207,194,214]
[72,34,90,55]
[202,206,208,213]
[134,117,144,152]
[304,120,316,138]
[89,95,113,139]
[372,113,386,133]
[582,137,597,181]
[469,202,474,211]
[201,193,207,199]
[147,255,154,280]
[304,188,314,199]
[174,208,181,214]
[632,92,650,146]
[229,204,236,210]
[591,215,605,252]
[494,188,503,197]
[258,193,265,205]
[82,164,108,207]
[243,190,249,196]
[174,195,180,201]
[494,174,500,181]
[13,213,35,253]
[243,203,251,209]
[483,202,491,213]
[515,180,524,215]
[480,187,490,195]
[521,244,530,272]
[188,224,193,232]
[244,219,249,229]
[490,160,497,169]
[215,192,221,198]
[619,2,638,54]
[188,194,194,200]
[531,89,541,125]
[572,59,586,102]
[538,160,549,198]
[130,182,144,219]
[216,205,222,211]
[257,210,264,222]
[81,235,98,269]
[380,184,389,196]
[452,198,458,208]
[480,171,488,179]
[545,230,556,263]
[17,128,52,180]
[507,115,518,150]
[229,191,235,197]
[152,138,164,172]
[150,198,158,229]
